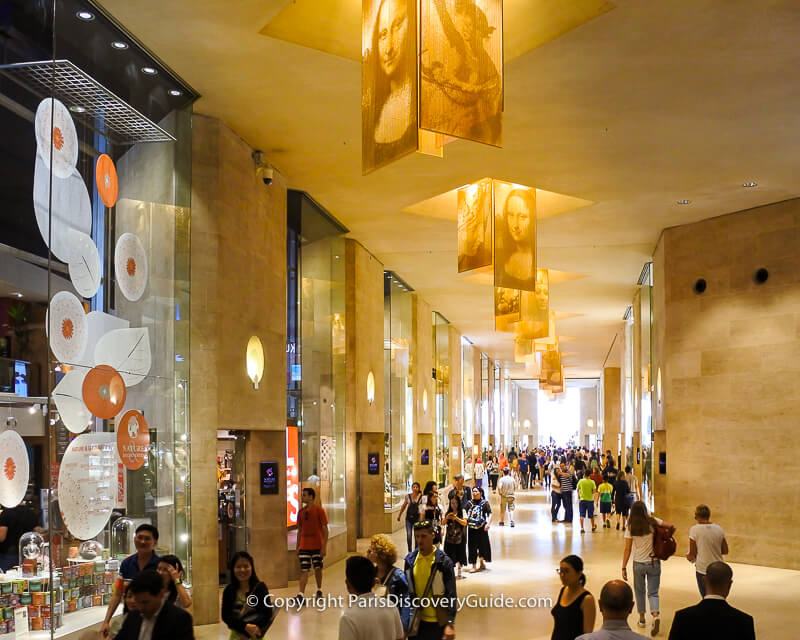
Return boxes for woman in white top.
[621,501,673,637]
[473,458,485,489]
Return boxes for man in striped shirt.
[557,462,575,524]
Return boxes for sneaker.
[510,521,515,527]
[499,521,505,526]
[651,618,660,636]
[315,590,323,600]
[637,620,646,628]
[580,529,585,534]
[592,525,597,532]
[295,594,305,609]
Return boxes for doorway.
[217,430,247,583]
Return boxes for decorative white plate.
[75,311,130,369]
[33,154,92,262]
[94,327,151,386]
[34,98,78,179]
[52,368,92,434]
[47,291,88,364]
[67,229,102,298]
[57,433,116,540]
[114,233,148,301]
[0,430,30,508]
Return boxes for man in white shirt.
[686,504,728,596]
[576,580,648,640]
[497,468,516,527]
[338,556,404,640]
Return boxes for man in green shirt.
[576,475,597,533]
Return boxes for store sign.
[116,410,150,470]
[367,452,379,475]
[286,426,299,526]
[260,461,279,495]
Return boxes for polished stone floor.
[198,485,799,639]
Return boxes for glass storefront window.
[287,191,347,534]
[0,2,195,636]
[383,273,413,510]
[480,354,489,453]
[433,313,449,487]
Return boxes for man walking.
[518,453,529,490]
[296,487,329,604]
[576,472,598,533]
[339,556,404,640]
[668,562,755,640]
[447,474,472,513]
[686,505,728,596]
[557,463,576,524]
[497,467,516,527]
[576,580,648,639]
[405,521,457,640]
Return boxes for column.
[579,386,598,449]
[412,294,434,485]
[601,367,621,465]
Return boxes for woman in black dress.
[443,495,468,578]
[551,555,595,640]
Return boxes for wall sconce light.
[522,419,531,428]
[246,336,264,389]
[587,418,594,428]
[423,389,428,414]
[366,370,375,405]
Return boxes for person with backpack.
[621,501,674,637]
[397,482,423,553]
[466,486,492,572]
[611,470,631,531]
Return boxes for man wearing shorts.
[576,474,597,533]
[296,487,329,605]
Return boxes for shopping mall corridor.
[196,486,800,639]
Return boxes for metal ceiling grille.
[0,59,175,144]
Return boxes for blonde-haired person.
[621,501,673,637]
[367,534,411,632]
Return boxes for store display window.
[0,2,195,636]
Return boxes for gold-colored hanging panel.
[458,178,493,272]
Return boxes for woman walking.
[443,495,468,579]
[221,551,274,640]
[551,554,595,639]
[466,486,492,572]
[611,471,631,531]
[621,501,673,637]
[422,489,443,545]
[396,482,423,552]
[550,468,562,522]
[473,457,485,489]
[488,456,500,492]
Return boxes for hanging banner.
[513,337,535,364]
[457,178,493,272]
[513,269,550,339]
[420,0,503,146]
[494,287,520,331]
[493,181,536,291]
[362,0,418,174]
[286,426,300,527]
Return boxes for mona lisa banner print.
[362,0,419,174]
[420,0,503,146]
[493,180,536,291]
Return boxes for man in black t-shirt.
[0,503,41,571]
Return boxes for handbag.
[239,583,273,635]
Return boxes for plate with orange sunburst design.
[47,291,88,364]
[114,233,148,302]
[0,429,29,507]
[95,154,119,208]
[82,365,126,419]
[34,98,78,179]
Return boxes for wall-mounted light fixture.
[522,419,531,428]
[587,418,594,428]
[423,389,428,414]
[366,370,375,405]
[246,336,264,389]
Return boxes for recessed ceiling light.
[141,66,158,76]
[69,105,86,113]
[111,41,129,50]
[168,89,182,97]
[76,10,95,21]
[743,181,758,188]
[677,199,691,205]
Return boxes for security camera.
[252,150,274,186]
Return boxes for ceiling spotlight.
[141,67,158,76]
[111,41,129,50]
[168,89,182,97]
[76,10,95,21]
[743,181,758,188]
[69,105,86,113]
[677,199,691,205]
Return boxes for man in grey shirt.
[577,580,648,640]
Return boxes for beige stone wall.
[344,240,386,546]
[579,387,598,448]
[655,198,800,569]
[190,115,288,617]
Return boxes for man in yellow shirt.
[404,521,457,639]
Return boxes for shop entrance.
[217,430,247,583]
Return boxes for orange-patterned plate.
[82,364,126,419]
[117,410,150,470]
[95,154,118,207]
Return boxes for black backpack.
[406,494,420,522]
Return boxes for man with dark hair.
[405,520,457,639]
[576,580,647,639]
[668,562,755,640]
[339,556,403,640]
[447,475,471,512]
[115,569,193,640]
[296,487,329,606]
[101,523,160,637]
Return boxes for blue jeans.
[551,491,561,521]
[633,560,661,614]
[696,571,706,597]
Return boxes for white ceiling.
[98,0,800,376]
